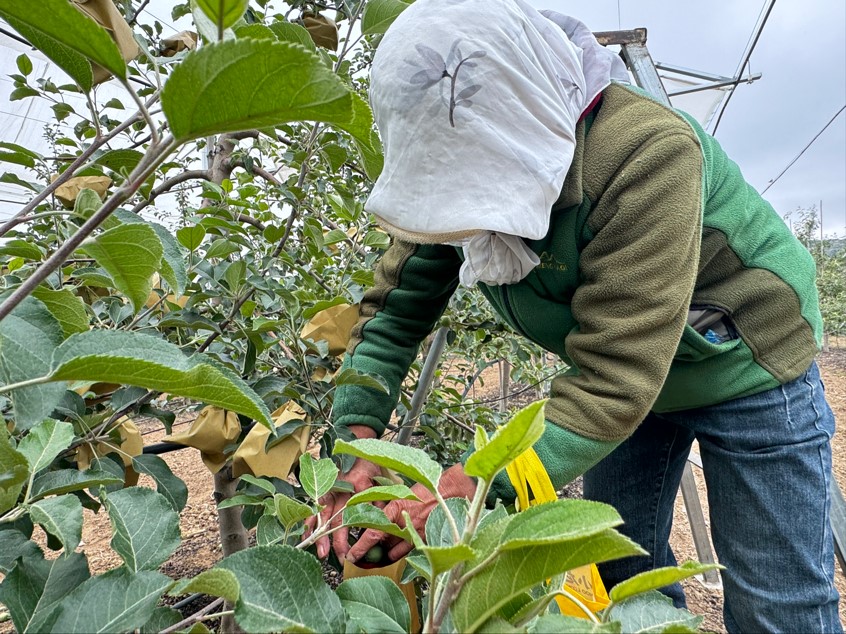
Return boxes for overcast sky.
[139,0,846,235]
[545,0,846,235]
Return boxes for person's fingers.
[332,525,351,560]
[347,527,387,561]
[387,540,414,561]
[313,492,342,559]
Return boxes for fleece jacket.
[332,82,822,502]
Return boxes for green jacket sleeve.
[548,130,704,442]
[333,240,462,435]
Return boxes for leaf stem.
[122,79,160,145]
[0,375,51,395]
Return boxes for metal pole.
[396,327,450,445]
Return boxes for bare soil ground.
[3,352,845,632]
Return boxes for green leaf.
[238,473,276,495]
[78,224,164,314]
[205,238,241,259]
[0,434,29,514]
[29,494,83,554]
[464,400,546,481]
[30,468,123,501]
[170,568,240,604]
[113,209,188,300]
[420,543,476,578]
[298,453,338,501]
[269,21,316,50]
[361,0,412,35]
[131,455,189,512]
[0,239,42,260]
[605,590,703,634]
[334,438,442,493]
[0,297,66,431]
[10,86,39,101]
[474,424,489,452]
[177,224,206,251]
[141,607,183,634]
[0,550,90,634]
[333,367,390,394]
[348,93,383,180]
[217,494,265,509]
[162,39,364,143]
[0,141,38,168]
[527,614,621,633]
[500,500,624,550]
[16,54,33,76]
[17,419,75,475]
[336,576,411,634]
[92,149,144,175]
[235,23,277,40]
[0,528,41,574]
[302,296,346,319]
[48,330,273,428]
[425,497,468,547]
[342,504,411,541]
[346,485,420,506]
[51,567,172,634]
[2,16,93,91]
[452,530,646,632]
[104,487,181,572]
[72,189,119,230]
[273,493,314,530]
[363,230,391,249]
[30,288,89,338]
[196,0,249,34]
[256,514,285,546]
[0,171,41,192]
[0,0,126,84]
[609,561,723,605]
[216,545,345,633]
[158,310,221,332]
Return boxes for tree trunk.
[213,465,248,633]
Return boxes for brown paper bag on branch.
[343,558,421,633]
[232,402,310,479]
[164,407,241,474]
[75,417,143,486]
[300,303,360,357]
[160,30,198,57]
[301,11,338,50]
[72,0,140,84]
[53,176,112,208]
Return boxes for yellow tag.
[506,447,610,619]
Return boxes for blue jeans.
[584,362,842,633]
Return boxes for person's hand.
[305,425,380,560]
[346,463,477,563]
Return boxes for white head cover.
[365,0,629,286]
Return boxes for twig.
[131,169,210,213]
[0,135,178,322]
[0,92,159,238]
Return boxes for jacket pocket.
[674,323,742,362]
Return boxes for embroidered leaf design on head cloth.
[406,40,486,127]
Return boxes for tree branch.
[131,169,210,213]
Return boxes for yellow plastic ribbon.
[506,447,610,619]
